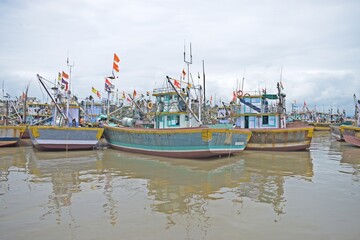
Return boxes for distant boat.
[332,94,360,142]
[0,125,27,147]
[340,125,360,147]
[28,74,104,151]
[229,82,314,151]
[104,77,251,158]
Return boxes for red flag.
[126,97,131,102]
[114,53,120,63]
[232,91,236,102]
[182,68,186,79]
[133,89,137,97]
[174,79,181,88]
[113,62,119,72]
[62,71,69,79]
[105,78,112,86]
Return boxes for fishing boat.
[0,93,27,146]
[339,94,360,147]
[331,94,360,142]
[28,74,104,151]
[340,125,360,147]
[230,82,314,151]
[104,77,251,158]
[0,125,27,147]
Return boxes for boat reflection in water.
[105,150,312,218]
[1,146,312,231]
[340,145,360,182]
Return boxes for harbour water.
[0,132,359,240]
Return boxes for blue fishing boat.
[229,82,314,151]
[104,78,251,158]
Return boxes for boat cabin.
[231,91,286,129]
[152,87,201,129]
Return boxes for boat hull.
[103,125,252,158]
[340,125,360,147]
[28,126,104,151]
[330,125,344,141]
[245,127,314,151]
[309,123,330,131]
[0,126,27,147]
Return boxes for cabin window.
[167,115,180,127]
[269,116,276,126]
[185,115,189,121]
[262,116,269,125]
[251,98,261,103]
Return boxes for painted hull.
[0,126,27,147]
[28,126,104,151]
[330,125,344,141]
[340,125,360,147]
[245,126,314,151]
[103,125,252,158]
[309,123,330,131]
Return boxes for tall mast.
[66,56,74,125]
[202,60,206,123]
[184,42,193,127]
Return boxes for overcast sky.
[1,0,359,116]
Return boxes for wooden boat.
[334,94,360,143]
[28,74,104,151]
[330,124,344,141]
[340,125,360,147]
[0,125,27,147]
[28,125,103,151]
[308,122,330,131]
[104,77,251,158]
[230,82,314,151]
[104,125,251,158]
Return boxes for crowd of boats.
[1,51,359,159]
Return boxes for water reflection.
[340,145,360,182]
[101,149,313,221]
[1,144,313,228]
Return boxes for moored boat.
[28,73,104,151]
[335,94,360,145]
[0,125,27,147]
[230,82,314,151]
[104,78,251,158]
[29,125,103,151]
[104,125,251,158]
[340,125,360,147]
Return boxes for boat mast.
[22,81,30,124]
[184,42,193,127]
[202,60,206,123]
[66,56,74,125]
[37,74,67,121]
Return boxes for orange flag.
[62,71,69,79]
[114,53,120,63]
[113,62,119,72]
[133,89,137,97]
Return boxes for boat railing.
[153,87,175,95]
